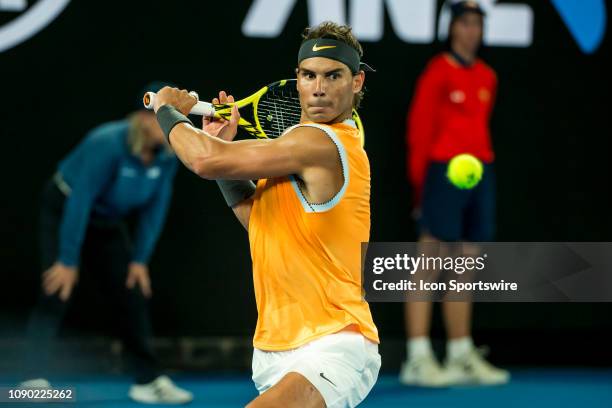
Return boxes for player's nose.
[313,76,326,96]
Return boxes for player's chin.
[306,107,335,123]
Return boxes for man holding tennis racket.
[151,22,380,408]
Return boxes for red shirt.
[406,53,497,203]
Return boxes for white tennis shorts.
[252,331,381,408]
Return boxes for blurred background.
[1,0,611,406]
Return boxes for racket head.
[213,79,365,146]
[211,80,300,139]
[253,79,303,139]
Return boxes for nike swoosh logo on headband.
[312,44,337,52]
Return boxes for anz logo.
[0,0,71,53]
[242,0,607,54]
[0,0,606,54]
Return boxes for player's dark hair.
[302,21,365,109]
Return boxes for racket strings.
[256,88,302,138]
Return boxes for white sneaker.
[19,378,52,389]
[399,354,450,387]
[129,375,193,405]
[445,347,510,386]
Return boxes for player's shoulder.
[283,122,334,135]
[280,123,345,168]
[282,123,333,143]
[280,123,340,155]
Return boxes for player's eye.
[327,72,341,80]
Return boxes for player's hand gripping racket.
[143,79,365,146]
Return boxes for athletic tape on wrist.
[156,105,194,143]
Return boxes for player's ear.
[353,71,365,94]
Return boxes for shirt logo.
[312,43,337,52]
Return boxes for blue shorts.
[419,161,496,242]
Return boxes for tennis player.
[152,22,380,408]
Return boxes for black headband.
[298,38,375,73]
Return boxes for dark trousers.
[23,179,159,384]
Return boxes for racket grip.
[142,92,215,116]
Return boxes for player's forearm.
[167,122,261,180]
[168,123,227,176]
[156,106,235,178]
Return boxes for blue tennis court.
[3,369,610,407]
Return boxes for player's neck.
[300,109,353,125]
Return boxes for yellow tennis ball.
[447,154,483,189]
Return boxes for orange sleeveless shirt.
[248,119,379,351]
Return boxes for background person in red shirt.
[401,1,509,387]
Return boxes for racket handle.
[142,92,216,116]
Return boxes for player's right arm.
[154,88,339,230]
[153,87,336,180]
[168,122,336,231]
[153,87,340,229]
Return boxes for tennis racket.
[143,79,365,146]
